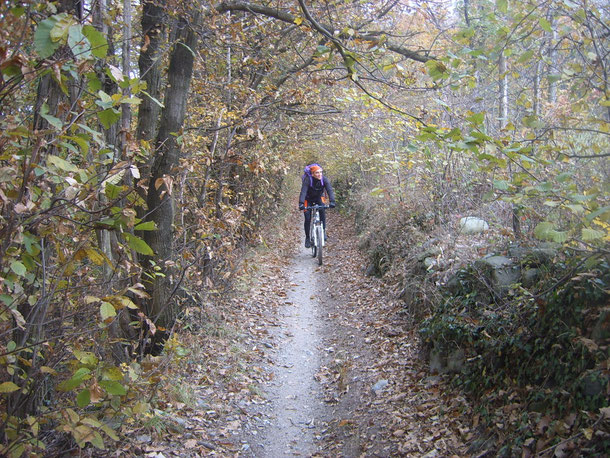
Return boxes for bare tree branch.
[213,1,433,63]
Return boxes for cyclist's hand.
[329,202,336,208]
[299,203,305,211]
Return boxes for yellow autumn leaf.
[0,381,20,393]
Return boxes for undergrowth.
[420,254,610,455]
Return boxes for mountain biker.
[298,165,336,248]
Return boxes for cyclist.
[298,165,336,248]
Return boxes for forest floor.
[125,211,480,457]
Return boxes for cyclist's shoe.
[305,238,311,248]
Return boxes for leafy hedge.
[420,254,610,454]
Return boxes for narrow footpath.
[236,213,473,457]
[254,256,327,456]
[134,212,474,457]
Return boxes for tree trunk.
[143,12,199,333]
[533,60,541,118]
[121,0,132,153]
[547,12,557,104]
[498,53,508,128]
[499,51,521,238]
[137,0,167,143]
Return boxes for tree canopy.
[0,0,608,455]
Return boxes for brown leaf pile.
[119,211,476,457]
[313,216,473,457]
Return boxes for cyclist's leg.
[304,210,312,247]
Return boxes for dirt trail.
[236,213,473,457]
[255,256,328,456]
[139,212,473,457]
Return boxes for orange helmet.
[310,165,322,173]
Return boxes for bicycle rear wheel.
[316,226,323,265]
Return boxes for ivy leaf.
[134,221,156,231]
[581,228,605,241]
[68,25,91,60]
[82,25,108,58]
[124,233,154,256]
[0,381,20,393]
[97,108,120,129]
[100,301,116,321]
[10,261,27,276]
[534,221,556,240]
[99,380,127,396]
[34,16,61,58]
[76,389,91,407]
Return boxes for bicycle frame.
[310,207,325,248]
[305,204,328,265]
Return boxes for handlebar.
[304,204,330,210]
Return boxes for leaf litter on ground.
[121,211,475,457]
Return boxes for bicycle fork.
[311,222,325,247]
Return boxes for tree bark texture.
[137,0,167,143]
[143,13,199,330]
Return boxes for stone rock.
[429,349,444,374]
[508,244,557,266]
[522,268,541,288]
[429,347,464,373]
[365,263,380,277]
[446,348,465,373]
[581,372,607,398]
[417,246,441,262]
[591,308,610,342]
[475,255,521,291]
[372,379,389,394]
[423,257,437,269]
[459,217,489,234]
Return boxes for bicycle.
[305,204,329,265]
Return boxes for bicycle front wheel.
[316,226,323,265]
[310,228,317,257]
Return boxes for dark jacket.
[299,175,336,206]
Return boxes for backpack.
[302,163,324,187]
